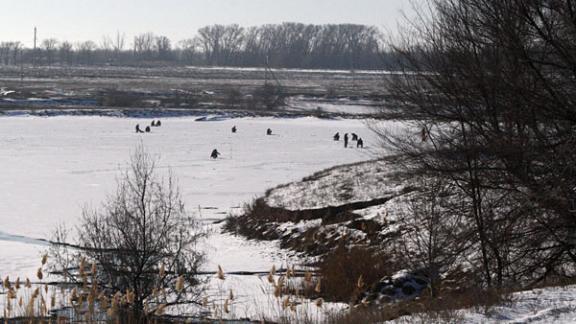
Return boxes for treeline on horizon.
[0,23,394,70]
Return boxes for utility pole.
[33,27,37,66]
[20,48,24,86]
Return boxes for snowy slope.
[391,285,576,324]
[265,157,409,210]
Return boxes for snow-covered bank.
[390,285,576,324]
[0,107,371,119]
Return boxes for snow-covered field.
[0,115,379,320]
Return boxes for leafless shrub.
[393,177,468,297]
[50,144,205,320]
[319,245,397,303]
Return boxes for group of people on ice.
[135,120,162,133]
[135,120,363,160]
[214,127,364,160]
[211,125,274,159]
[333,132,364,148]
[230,125,272,136]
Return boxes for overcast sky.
[1,0,414,47]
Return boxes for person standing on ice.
[135,124,144,133]
[267,128,273,135]
[344,133,349,148]
[333,132,340,141]
[232,126,237,133]
[210,149,221,159]
[357,138,364,148]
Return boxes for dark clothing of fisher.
[145,126,151,133]
[344,133,349,148]
[135,124,144,133]
[351,133,358,141]
[333,132,340,141]
[211,149,221,159]
[357,138,364,148]
[232,126,237,133]
[267,128,273,136]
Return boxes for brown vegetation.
[318,246,397,303]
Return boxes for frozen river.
[0,116,384,277]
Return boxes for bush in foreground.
[50,144,205,321]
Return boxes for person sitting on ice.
[145,126,151,133]
[267,128,273,135]
[357,138,364,148]
[210,149,221,159]
[351,133,358,141]
[135,124,144,133]
[156,120,162,127]
[151,120,157,127]
[232,126,237,133]
[333,132,340,141]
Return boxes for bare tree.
[155,35,172,60]
[0,42,21,65]
[114,31,126,53]
[197,25,226,65]
[378,0,576,288]
[133,32,155,60]
[76,41,98,65]
[112,31,126,62]
[394,177,468,297]
[177,38,200,64]
[101,35,113,52]
[100,35,114,63]
[50,145,205,320]
[59,41,73,65]
[41,38,58,65]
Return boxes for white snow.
[265,154,408,211]
[276,219,323,235]
[390,285,576,324]
[186,65,396,75]
[0,115,378,320]
[0,116,575,322]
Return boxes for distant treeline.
[0,23,394,70]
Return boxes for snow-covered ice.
[1,116,576,322]
[0,115,380,320]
